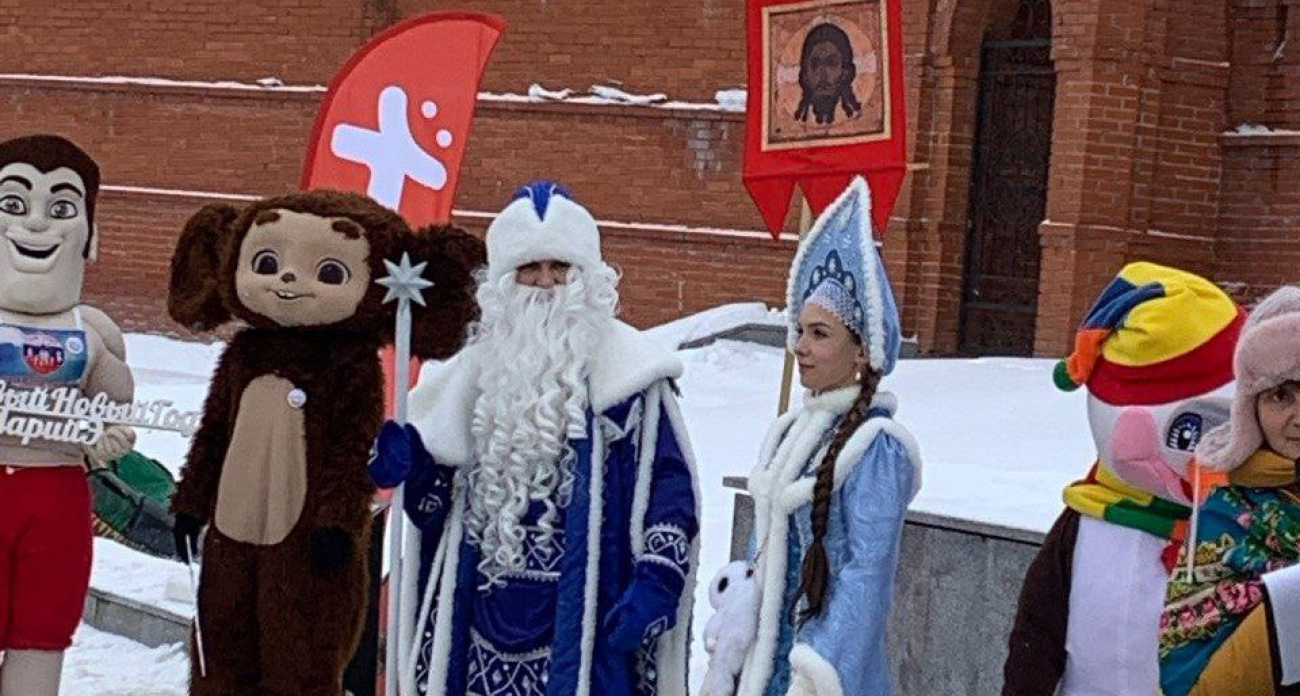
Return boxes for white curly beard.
[464,263,620,588]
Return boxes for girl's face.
[793,303,864,394]
[1257,380,1300,459]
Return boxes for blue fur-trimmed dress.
[385,320,699,696]
[735,386,919,696]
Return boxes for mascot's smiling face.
[235,209,372,328]
[168,189,487,361]
[0,163,93,314]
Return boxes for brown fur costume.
[167,190,483,696]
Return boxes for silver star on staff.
[376,252,434,306]
[375,250,434,694]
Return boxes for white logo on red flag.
[330,85,456,209]
[300,12,505,225]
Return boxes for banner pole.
[778,195,814,415]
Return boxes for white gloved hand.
[85,424,136,465]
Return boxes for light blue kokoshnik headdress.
[786,176,903,375]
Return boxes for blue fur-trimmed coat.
[392,320,699,696]
[736,386,920,696]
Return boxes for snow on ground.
[90,305,1094,691]
[126,333,224,478]
[60,624,187,696]
[90,537,196,618]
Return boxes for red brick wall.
[398,0,748,103]
[0,2,380,87]
[0,0,746,103]
[0,82,768,231]
[1215,138,1300,305]
[1214,0,1300,307]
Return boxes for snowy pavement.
[61,625,188,696]
[72,307,1095,692]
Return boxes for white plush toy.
[701,560,761,696]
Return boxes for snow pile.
[1228,122,1300,136]
[498,82,744,112]
[525,83,574,101]
[0,73,749,112]
[61,625,187,696]
[0,72,325,93]
[91,538,195,616]
[125,333,223,477]
[644,302,784,351]
[586,84,668,105]
[713,88,747,111]
[529,82,668,106]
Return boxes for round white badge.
[287,388,307,409]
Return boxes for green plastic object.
[89,450,180,560]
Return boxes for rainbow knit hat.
[1054,262,1245,406]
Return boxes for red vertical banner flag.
[301,11,505,226]
[743,0,907,238]
[300,10,504,407]
[300,11,504,428]
[297,15,504,694]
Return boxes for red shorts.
[0,466,92,651]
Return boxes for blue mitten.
[369,421,427,488]
[403,450,456,534]
[369,421,454,533]
[602,562,685,652]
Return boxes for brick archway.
[897,0,1222,356]
[891,0,1054,355]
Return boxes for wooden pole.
[777,196,814,415]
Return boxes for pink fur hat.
[1197,285,1300,471]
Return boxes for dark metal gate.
[958,0,1055,356]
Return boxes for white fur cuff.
[1264,563,1300,685]
[788,644,843,696]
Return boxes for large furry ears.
[404,225,486,360]
[168,203,239,331]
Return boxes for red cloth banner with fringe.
[743,0,907,238]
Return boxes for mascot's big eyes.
[1166,413,1204,452]
[48,201,78,219]
[0,195,26,215]
[1161,397,1230,455]
[316,260,351,285]
[252,250,279,275]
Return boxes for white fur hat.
[1197,285,1300,471]
[485,181,601,282]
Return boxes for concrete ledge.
[83,587,188,649]
[904,509,1044,546]
[682,323,787,350]
[686,328,922,354]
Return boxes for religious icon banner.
[743,0,907,239]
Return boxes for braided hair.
[794,366,883,623]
